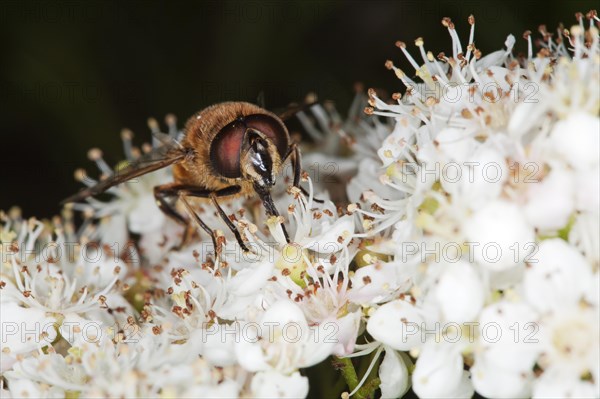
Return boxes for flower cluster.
[1,109,362,397]
[1,12,599,399]
[351,12,600,398]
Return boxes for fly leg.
[154,184,187,225]
[284,142,324,203]
[210,194,250,253]
[154,183,216,250]
[154,183,249,253]
[254,183,291,244]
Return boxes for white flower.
[0,303,56,372]
[569,212,600,269]
[70,118,183,259]
[250,371,309,398]
[234,300,336,374]
[536,306,599,382]
[524,238,592,313]
[474,301,541,373]
[471,354,533,398]
[3,11,599,399]
[434,260,484,323]
[574,166,600,213]
[301,214,355,255]
[348,258,414,305]
[412,342,472,398]
[0,218,132,370]
[532,365,599,399]
[5,353,88,395]
[358,14,599,399]
[0,377,65,399]
[378,348,412,399]
[524,168,575,233]
[441,142,508,209]
[366,299,425,351]
[463,200,535,271]
[548,112,600,171]
[435,127,479,163]
[347,158,398,203]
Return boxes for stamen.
[426,51,448,83]
[165,114,178,138]
[73,168,95,187]
[310,104,335,136]
[465,15,475,62]
[576,12,585,30]
[142,143,153,154]
[147,117,161,147]
[87,148,113,176]
[130,146,142,160]
[120,129,134,160]
[384,60,417,90]
[395,40,421,72]
[571,25,584,59]
[296,110,325,141]
[443,17,463,58]
[348,83,367,120]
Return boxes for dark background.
[1,0,596,219]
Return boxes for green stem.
[355,377,381,399]
[355,349,381,399]
[333,356,359,392]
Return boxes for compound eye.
[245,114,289,160]
[210,120,245,178]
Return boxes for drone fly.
[63,101,313,252]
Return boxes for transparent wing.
[62,136,188,204]
[274,96,318,121]
[151,130,183,149]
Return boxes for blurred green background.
[1,0,596,218]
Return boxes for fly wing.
[61,135,188,204]
[275,95,318,122]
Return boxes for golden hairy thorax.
[172,102,289,196]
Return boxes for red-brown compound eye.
[244,114,289,160]
[210,119,246,178]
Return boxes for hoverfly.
[62,101,315,252]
